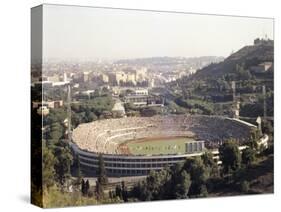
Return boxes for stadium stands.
[72,115,255,155]
[71,115,258,177]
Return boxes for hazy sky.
[42,4,274,60]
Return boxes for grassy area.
[42,187,98,208]
[126,137,195,156]
[42,186,122,208]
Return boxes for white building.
[133,88,148,96]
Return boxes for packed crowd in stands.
[72,115,255,155]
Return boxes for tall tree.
[115,184,123,200]
[242,148,256,166]
[183,157,209,197]
[85,180,90,196]
[54,142,73,186]
[219,140,241,175]
[95,154,108,200]
[121,181,128,202]
[184,157,210,183]
[96,180,104,200]
[71,153,82,189]
[42,143,56,189]
[248,128,259,150]
[132,165,191,201]
[97,154,108,185]
[201,152,219,178]
[172,170,191,199]
[81,179,86,196]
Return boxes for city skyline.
[42,4,274,60]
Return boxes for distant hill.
[189,39,274,80]
[115,56,224,67]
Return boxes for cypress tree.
[115,184,122,199]
[81,179,85,196]
[121,181,128,202]
[96,180,104,200]
[97,154,108,185]
[85,179,90,196]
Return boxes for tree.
[262,120,273,136]
[248,128,259,150]
[172,170,191,199]
[132,163,190,201]
[196,184,208,197]
[201,152,215,167]
[121,181,128,202]
[86,111,97,122]
[242,148,256,166]
[240,180,250,193]
[54,142,73,186]
[132,168,171,201]
[47,122,64,145]
[85,180,90,196]
[184,157,209,183]
[145,170,163,200]
[96,180,104,200]
[45,108,67,126]
[71,112,84,128]
[108,190,115,199]
[42,144,56,189]
[71,154,82,187]
[95,154,108,200]
[236,64,252,80]
[183,157,209,197]
[115,184,123,200]
[201,152,219,178]
[219,140,241,175]
[81,179,86,196]
[97,154,108,185]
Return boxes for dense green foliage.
[42,142,56,188]
[242,148,256,166]
[166,41,273,118]
[219,140,241,174]
[71,95,114,127]
[130,154,220,201]
[131,167,190,201]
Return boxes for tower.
[262,85,267,120]
[231,81,240,119]
[234,95,240,119]
[67,83,72,142]
[63,72,67,82]
[231,81,236,100]
[256,116,262,133]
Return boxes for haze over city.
[42,4,274,60]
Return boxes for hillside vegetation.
[167,39,274,118]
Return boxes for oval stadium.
[71,115,266,177]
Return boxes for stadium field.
[124,136,195,156]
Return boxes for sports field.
[124,136,195,156]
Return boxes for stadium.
[70,115,265,177]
